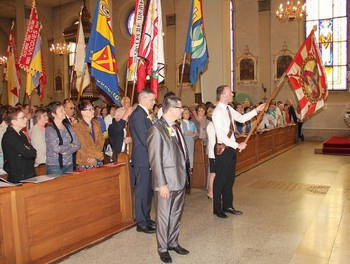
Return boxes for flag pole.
[131,76,137,105]
[178,52,187,98]
[241,72,287,149]
[124,70,129,98]
[71,5,84,100]
[126,56,140,102]
[77,64,87,104]
[131,58,141,104]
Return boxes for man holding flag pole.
[212,25,328,220]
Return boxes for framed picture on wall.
[176,59,192,88]
[55,71,63,93]
[274,42,294,81]
[237,46,257,85]
[276,55,293,79]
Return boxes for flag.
[74,7,90,94]
[137,0,165,98]
[127,0,145,82]
[185,0,209,85]
[286,27,328,120]
[19,5,46,100]
[85,0,120,106]
[4,21,21,105]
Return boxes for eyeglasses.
[173,106,183,109]
[83,107,94,111]
[14,116,27,120]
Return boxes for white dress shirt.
[212,102,257,149]
[206,121,216,159]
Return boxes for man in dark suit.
[147,95,189,263]
[129,88,156,234]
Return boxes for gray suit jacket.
[147,117,187,191]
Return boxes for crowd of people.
[0,87,303,263]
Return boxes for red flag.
[286,27,328,120]
[19,4,46,100]
[127,0,145,82]
[137,0,164,98]
[4,21,21,105]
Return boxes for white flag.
[74,11,90,93]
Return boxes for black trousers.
[213,147,237,212]
[134,166,152,227]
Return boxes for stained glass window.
[306,0,347,90]
[127,10,135,36]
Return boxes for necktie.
[172,124,185,157]
[227,106,234,137]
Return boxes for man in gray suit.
[147,95,189,263]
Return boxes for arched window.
[306,0,348,91]
[127,10,135,36]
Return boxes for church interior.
[0,0,349,263]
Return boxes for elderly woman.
[29,108,49,166]
[45,101,80,174]
[2,106,36,183]
[74,100,105,170]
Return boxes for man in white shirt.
[212,85,265,218]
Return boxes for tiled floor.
[60,142,350,264]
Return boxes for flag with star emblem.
[85,0,120,105]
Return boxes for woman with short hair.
[74,100,105,170]
[30,108,49,166]
[2,106,36,183]
[45,101,80,174]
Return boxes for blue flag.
[185,0,209,85]
[85,0,120,105]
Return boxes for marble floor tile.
[59,142,350,264]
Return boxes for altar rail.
[0,154,134,264]
[192,125,297,188]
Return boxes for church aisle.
[60,142,350,264]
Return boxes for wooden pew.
[192,125,298,189]
[192,139,208,188]
[0,155,133,264]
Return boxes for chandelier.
[50,42,70,55]
[50,0,71,55]
[0,56,7,65]
[276,1,306,22]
